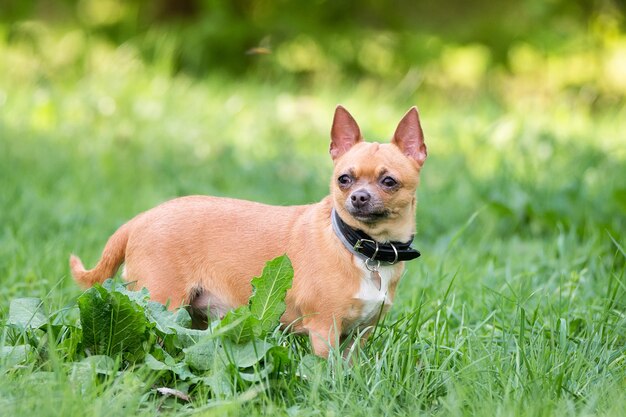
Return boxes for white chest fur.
[349,261,395,330]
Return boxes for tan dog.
[70,106,427,357]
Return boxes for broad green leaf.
[266,345,291,371]
[196,372,234,398]
[249,255,293,336]
[184,339,218,372]
[239,363,274,382]
[8,298,47,329]
[77,284,148,361]
[145,353,197,380]
[217,307,259,344]
[144,300,194,334]
[143,300,210,349]
[222,339,273,368]
[0,345,32,367]
[102,279,151,305]
[102,278,210,347]
[145,353,171,371]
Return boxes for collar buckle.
[354,238,379,260]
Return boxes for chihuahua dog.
[70,106,427,357]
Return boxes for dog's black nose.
[350,190,371,209]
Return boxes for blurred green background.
[2,0,626,92]
[0,0,625,301]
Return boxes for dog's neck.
[331,209,420,264]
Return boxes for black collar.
[331,209,421,264]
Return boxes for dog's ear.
[330,105,362,161]
[392,106,427,167]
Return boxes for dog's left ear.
[392,107,427,167]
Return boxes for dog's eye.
[381,176,398,188]
[338,174,352,186]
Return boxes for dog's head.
[329,106,427,242]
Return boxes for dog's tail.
[70,221,132,288]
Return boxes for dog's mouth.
[346,207,390,224]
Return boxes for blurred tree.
[0,0,623,77]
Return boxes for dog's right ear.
[330,105,362,161]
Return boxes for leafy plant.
[77,285,148,361]
[1,255,295,400]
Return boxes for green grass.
[1,30,625,417]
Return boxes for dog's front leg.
[341,328,373,362]
[305,318,341,358]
